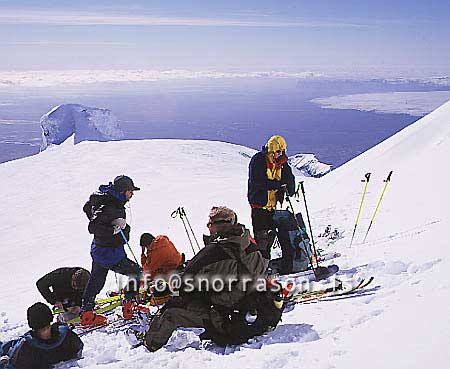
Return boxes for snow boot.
[125,328,145,348]
[56,310,79,324]
[123,300,135,320]
[80,311,107,327]
[314,264,339,281]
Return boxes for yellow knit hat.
[266,135,287,153]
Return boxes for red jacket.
[141,235,182,279]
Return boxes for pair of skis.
[288,276,375,305]
[52,285,153,319]
[70,302,156,336]
[349,171,393,246]
[123,276,377,350]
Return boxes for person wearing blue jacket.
[80,175,142,326]
[0,302,83,369]
[247,135,296,273]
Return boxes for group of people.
[1,135,301,367]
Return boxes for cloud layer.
[0,69,324,87]
[0,9,364,28]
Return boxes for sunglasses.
[207,220,233,227]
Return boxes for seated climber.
[0,302,83,369]
[142,206,283,352]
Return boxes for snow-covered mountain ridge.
[39,103,329,177]
[40,104,123,150]
[289,154,331,177]
[1,100,450,368]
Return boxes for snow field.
[1,100,450,368]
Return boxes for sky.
[0,0,449,73]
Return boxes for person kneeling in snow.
[143,206,284,352]
[36,267,90,323]
[140,233,184,305]
[0,302,83,369]
[140,233,183,281]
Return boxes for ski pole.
[363,171,393,243]
[349,172,371,247]
[119,230,144,303]
[120,229,139,265]
[180,207,201,252]
[298,181,320,267]
[282,184,318,278]
[171,206,196,255]
[172,207,195,254]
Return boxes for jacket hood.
[26,324,69,350]
[266,135,287,153]
[97,184,126,204]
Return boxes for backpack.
[0,337,25,369]
[205,289,284,346]
[270,210,313,274]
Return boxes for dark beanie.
[73,268,91,290]
[27,302,53,330]
[140,233,155,246]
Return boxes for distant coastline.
[312,91,450,116]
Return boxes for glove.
[54,301,64,310]
[112,218,126,234]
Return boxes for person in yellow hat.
[247,135,295,272]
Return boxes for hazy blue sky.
[0,0,449,73]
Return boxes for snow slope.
[1,100,450,368]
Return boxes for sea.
[0,78,444,167]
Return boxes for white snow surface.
[312,91,450,116]
[40,104,124,150]
[288,154,331,177]
[1,100,450,368]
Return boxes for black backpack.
[205,289,284,346]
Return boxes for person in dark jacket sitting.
[36,267,90,323]
[247,135,296,274]
[80,175,143,326]
[143,206,272,351]
[0,302,83,369]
